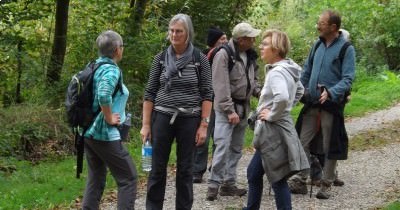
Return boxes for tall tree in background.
[127,0,148,37]
[46,0,69,85]
[0,0,53,106]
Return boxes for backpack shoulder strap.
[159,48,168,66]
[339,41,351,63]
[192,47,202,87]
[193,47,201,67]
[309,40,322,68]
[209,44,235,72]
[93,61,122,96]
[220,44,235,73]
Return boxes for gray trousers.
[297,108,337,182]
[82,138,137,210]
[208,110,247,188]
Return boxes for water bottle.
[142,139,152,172]
[119,113,131,142]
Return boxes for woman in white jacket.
[244,29,309,210]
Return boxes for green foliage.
[0,0,54,106]
[249,0,400,70]
[249,0,313,65]
[0,157,83,209]
[345,66,400,117]
[0,104,73,159]
[383,201,400,210]
[155,0,256,49]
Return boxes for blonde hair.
[261,29,291,58]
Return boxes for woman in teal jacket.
[82,30,137,210]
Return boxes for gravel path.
[102,103,400,210]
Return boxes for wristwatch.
[201,117,210,124]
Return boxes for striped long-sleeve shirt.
[144,48,213,116]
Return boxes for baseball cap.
[232,22,261,39]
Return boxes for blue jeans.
[245,151,292,210]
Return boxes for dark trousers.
[146,111,199,210]
[193,109,215,175]
[246,151,292,210]
[83,138,137,210]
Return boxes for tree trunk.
[127,0,148,37]
[16,40,23,103]
[47,0,69,85]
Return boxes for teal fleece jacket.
[301,34,355,104]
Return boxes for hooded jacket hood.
[259,58,304,122]
[266,59,302,83]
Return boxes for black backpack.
[208,44,236,73]
[65,61,122,129]
[65,60,122,178]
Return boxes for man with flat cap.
[206,22,262,201]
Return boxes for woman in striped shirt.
[140,14,213,210]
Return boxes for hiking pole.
[309,155,318,198]
[75,130,84,179]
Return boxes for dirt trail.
[102,103,400,210]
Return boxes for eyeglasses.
[259,41,270,47]
[317,21,330,26]
[169,29,184,35]
[119,44,126,47]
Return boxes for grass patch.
[345,70,400,117]
[0,157,87,209]
[349,120,400,151]
[382,201,400,210]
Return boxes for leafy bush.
[0,104,73,161]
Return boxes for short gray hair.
[96,30,123,58]
[168,13,194,44]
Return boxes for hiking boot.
[193,174,203,183]
[206,187,219,201]
[307,179,321,187]
[316,180,332,199]
[219,185,247,196]
[333,178,344,186]
[288,177,308,194]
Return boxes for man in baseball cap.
[206,22,262,201]
[232,22,261,39]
